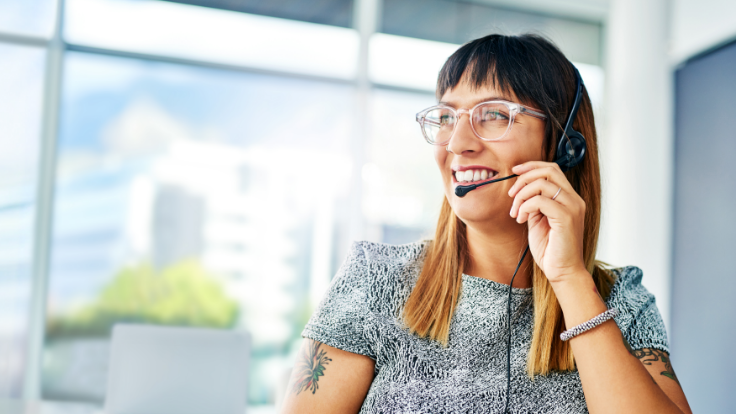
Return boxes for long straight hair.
[402,34,616,377]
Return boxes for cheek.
[525,125,547,160]
[434,146,449,173]
[501,129,547,166]
[433,147,455,199]
[433,145,444,162]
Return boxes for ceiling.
[163,0,610,27]
[461,0,610,23]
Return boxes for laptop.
[104,324,250,414]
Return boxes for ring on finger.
[552,187,562,201]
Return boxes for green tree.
[47,260,239,339]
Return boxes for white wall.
[600,0,673,330]
[600,0,736,333]
[670,0,736,64]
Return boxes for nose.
[446,110,483,155]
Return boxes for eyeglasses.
[415,100,547,145]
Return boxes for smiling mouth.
[452,168,499,186]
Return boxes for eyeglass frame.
[415,100,547,146]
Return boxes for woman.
[282,34,692,413]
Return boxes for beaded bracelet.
[560,308,619,342]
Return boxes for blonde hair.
[402,34,616,378]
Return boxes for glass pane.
[65,0,358,80]
[44,51,354,408]
[167,0,354,28]
[381,0,602,65]
[0,43,45,397]
[363,89,443,244]
[0,0,56,37]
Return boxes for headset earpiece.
[553,66,587,172]
[555,130,586,172]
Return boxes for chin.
[448,188,509,224]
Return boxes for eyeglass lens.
[422,102,511,144]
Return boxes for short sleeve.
[301,241,375,359]
[605,266,670,354]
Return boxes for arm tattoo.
[624,340,681,386]
[291,341,333,395]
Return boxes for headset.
[454,66,587,197]
[554,66,587,173]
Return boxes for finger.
[512,160,560,175]
[516,194,570,224]
[510,179,567,218]
[508,164,571,198]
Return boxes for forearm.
[552,272,682,414]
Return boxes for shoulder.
[605,266,670,352]
[350,239,428,268]
[350,239,428,260]
[338,240,429,307]
[605,266,654,310]
[303,240,429,358]
[345,239,429,283]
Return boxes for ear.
[554,131,586,172]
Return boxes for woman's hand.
[508,161,586,284]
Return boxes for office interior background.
[0,0,734,412]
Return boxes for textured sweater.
[302,240,670,413]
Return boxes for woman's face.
[435,79,548,226]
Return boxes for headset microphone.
[454,174,517,197]
[454,67,587,198]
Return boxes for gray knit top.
[302,240,670,413]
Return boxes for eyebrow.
[438,95,514,107]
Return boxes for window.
[364,88,442,243]
[0,0,56,37]
[43,51,354,405]
[0,43,45,397]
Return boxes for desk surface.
[0,399,276,414]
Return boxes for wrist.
[549,269,608,330]
[547,264,591,288]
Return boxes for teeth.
[455,169,495,182]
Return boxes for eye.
[481,109,509,121]
[437,112,455,128]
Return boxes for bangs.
[436,34,565,113]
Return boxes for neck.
[464,220,534,289]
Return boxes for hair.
[402,33,616,378]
